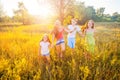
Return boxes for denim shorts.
[68,38,75,48]
[56,38,65,45]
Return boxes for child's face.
[55,20,61,26]
[71,20,77,25]
[43,35,48,42]
[88,20,93,28]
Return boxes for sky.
[79,0,120,15]
[0,0,53,17]
[1,0,120,17]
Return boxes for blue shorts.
[68,38,75,48]
[56,38,64,45]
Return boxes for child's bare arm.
[52,34,55,42]
[52,34,55,47]
[49,44,53,49]
[64,27,76,33]
[70,27,77,33]
[64,27,70,33]
[78,31,85,37]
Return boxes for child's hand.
[70,28,76,33]
[51,43,54,48]
[69,30,73,33]
[69,28,76,33]
[81,34,85,38]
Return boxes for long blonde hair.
[52,20,61,37]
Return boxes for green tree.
[111,12,120,22]
[96,7,105,21]
[85,6,96,20]
[102,14,111,22]
[13,2,32,24]
[44,0,75,24]
[97,7,105,17]
[2,16,11,22]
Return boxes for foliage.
[47,0,75,23]
[13,2,34,25]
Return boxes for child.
[66,18,83,52]
[51,20,65,58]
[39,34,51,64]
[83,20,95,54]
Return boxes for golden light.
[23,0,54,18]
[38,5,52,18]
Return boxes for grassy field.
[0,23,120,80]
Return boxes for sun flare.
[38,5,52,18]
[22,0,53,18]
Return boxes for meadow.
[0,22,120,80]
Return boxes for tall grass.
[0,23,120,80]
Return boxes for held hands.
[81,34,85,38]
[79,32,85,38]
[69,27,76,33]
[51,43,55,48]
[64,27,76,33]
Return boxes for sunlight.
[27,1,53,18]
[26,1,54,23]
[38,5,52,18]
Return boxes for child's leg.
[60,43,65,58]
[46,56,50,64]
[68,38,75,53]
[68,38,75,47]
[56,45,61,58]
[38,55,42,66]
[68,38,72,48]
[43,56,47,63]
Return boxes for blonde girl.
[51,20,65,58]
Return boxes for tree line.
[0,0,120,25]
